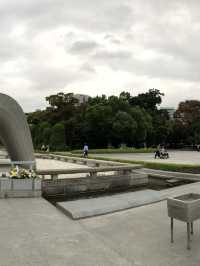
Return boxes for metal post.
[52,174,58,180]
[187,222,191,250]
[11,179,14,191]
[32,179,35,191]
[90,172,97,177]
[191,222,194,235]
[171,218,174,243]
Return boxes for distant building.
[160,107,176,119]
[74,94,90,104]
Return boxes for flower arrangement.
[10,167,38,179]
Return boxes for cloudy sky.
[0,0,200,111]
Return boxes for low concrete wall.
[37,153,146,198]
[36,153,142,168]
[42,173,147,199]
[0,178,41,198]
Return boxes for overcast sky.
[0,0,200,112]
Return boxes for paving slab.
[57,189,164,219]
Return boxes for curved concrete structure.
[0,93,35,168]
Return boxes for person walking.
[46,145,50,152]
[41,144,46,152]
[83,143,89,158]
[197,144,200,152]
[154,144,161,159]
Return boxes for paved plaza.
[94,150,200,165]
[2,150,200,265]
[1,182,200,266]
[36,158,89,170]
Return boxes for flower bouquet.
[10,167,38,179]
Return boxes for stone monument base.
[0,178,41,198]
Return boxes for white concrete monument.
[0,93,36,169]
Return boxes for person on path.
[154,144,161,159]
[46,145,50,152]
[41,144,46,152]
[197,144,200,152]
[83,144,89,158]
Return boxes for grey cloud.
[104,34,121,44]
[91,46,200,83]
[0,0,134,35]
[93,49,132,60]
[80,63,96,73]
[1,0,200,111]
[24,64,79,91]
[69,40,99,54]
[111,39,121,45]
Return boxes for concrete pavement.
[57,189,164,219]
[93,150,200,165]
[1,182,200,265]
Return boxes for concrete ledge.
[0,178,41,198]
[56,190,164,219]
[36,153,142,168]
[42,173,148,198]
[0,190,41,198]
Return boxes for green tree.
[84,104,113,148]
[174,100,200,145]
[130,89,164,110]
[108,95,130,114]
[27,89,169,150]
[112,111,137,145]
[43,126,52,145]
[45,92,79,123]
[50,123,66,150]
[87,95,107,106]
[149,110,172,145]
[46,92,78,110]
[130,107,153,144]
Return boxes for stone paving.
[36,158,90,179]
[57,189,164,219]
[94,150,200,165]
[36,158,89,170]
[1,182,200,265]
[1,151,200,265]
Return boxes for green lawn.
[91,156,200,173]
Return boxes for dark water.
[45,178,196,206]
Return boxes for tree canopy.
[27,89,188,150]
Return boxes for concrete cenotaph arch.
[0,93,36,169]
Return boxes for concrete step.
[56,189,164,219]
[135,168,200,182]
